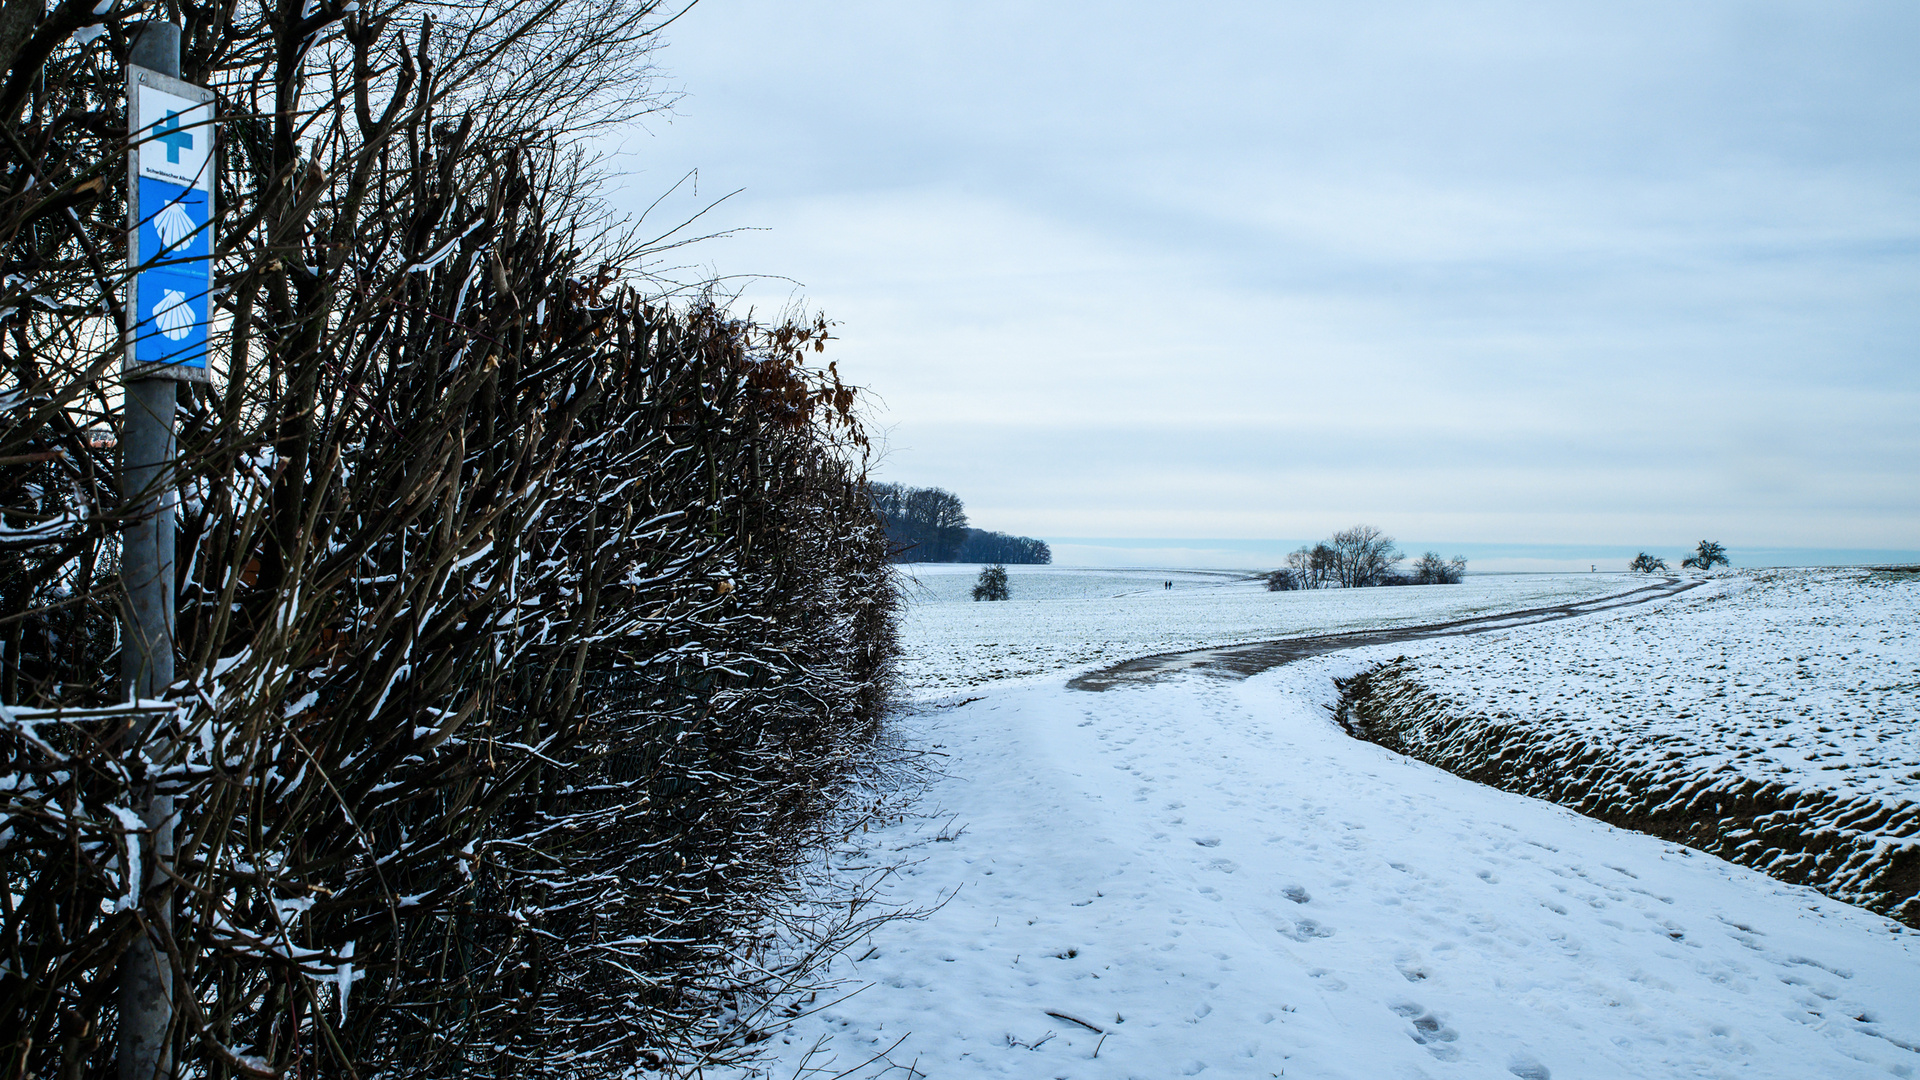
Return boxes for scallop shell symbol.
[153,200,197,251]
[153,289,195,341]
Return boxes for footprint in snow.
[1193,836,1222,847]
[1283,918,1334,942]
[1282,885,1311,904]
[1391,1002,1460,1054]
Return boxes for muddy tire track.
[1067,576,1703,692]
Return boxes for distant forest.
[870,483,1052,564]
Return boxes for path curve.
[1067,575,1703,691]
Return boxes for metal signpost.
[120,23,211,1080]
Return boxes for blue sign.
[127,72,215,379]
[133,176,210,370]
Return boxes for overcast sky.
[605,1,1919,567]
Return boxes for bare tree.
[870,483,970,561]
[1629,552,1669,573]
[1328,524,1402,588]
[1271,542,1338,590]
[1681,541,1729,570]
[1308,542,1337,586]
[1411,551,1466,584]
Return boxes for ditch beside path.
[1067,575,1704,692]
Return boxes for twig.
[1045,1010,1104,1034]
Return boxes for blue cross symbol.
[154,110,194,163]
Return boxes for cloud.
[604,0,1920,554]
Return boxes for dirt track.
[1067,576,1704,692]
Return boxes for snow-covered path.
[752,656,1920,1079]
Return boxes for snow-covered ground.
[1398,568,1920,803]
[893,566,1630,696]
[727,569,1920,1079]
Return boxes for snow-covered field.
[1326,568,1920,925]
[1399,569,1920,805]
[893,566,1630,696]
[727,568,1920,1079]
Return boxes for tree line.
[1,5,898,1077]
[1267,525,1466,590]
[868,483,1051,564]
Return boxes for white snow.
[728,569,1920,1079]
[894,566,1630,697]
[1397,568,1920,803]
